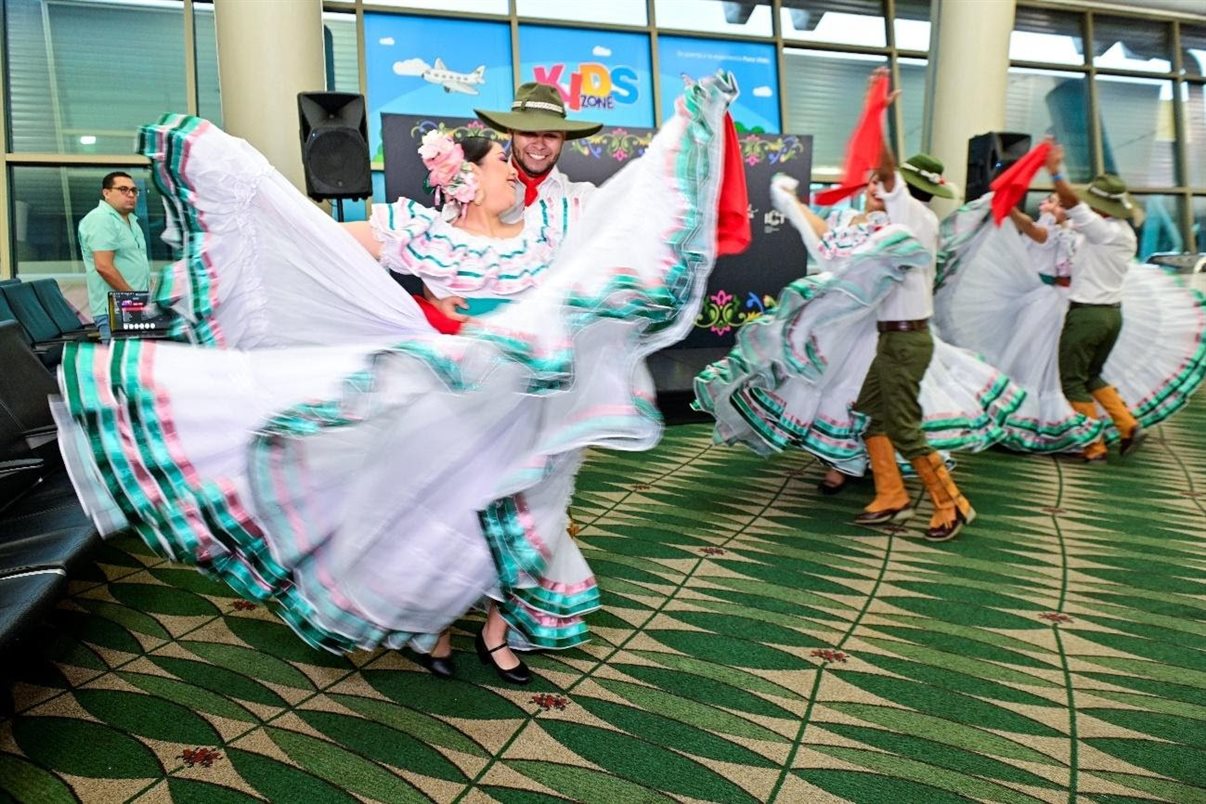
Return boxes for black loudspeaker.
[966,132,1031,203]
[297,92,372,201]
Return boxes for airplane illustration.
[422,59,486,95]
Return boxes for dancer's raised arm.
[1008,207,1049,244]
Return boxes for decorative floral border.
[566,128,653,162]
[409,119,507,143]
[739,135,807,167]
[695,289,777,336]
[565,130,807,167]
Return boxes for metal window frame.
[0,0,208,278]
[1010,3,1204,250]
[6,0,1204,277]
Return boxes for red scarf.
[716,112,752,257]
[814,74,889,207]
[989,141,1052,225]
[514,160,551,207]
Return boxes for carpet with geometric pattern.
[1,392,1203,803]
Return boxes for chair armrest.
[0,458,44,478]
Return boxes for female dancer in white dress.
[55,74,739,685]
[935,191,1205,454]
[694,175,1024,486]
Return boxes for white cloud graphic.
[393,58,431,77]
[592,46,613,57]
[752,85,774,98]
[378,37,395,46]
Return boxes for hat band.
[512,99,566,116]
[1088,184,1132,207]
[901,162,945,185]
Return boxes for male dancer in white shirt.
[476,83,601,225]
[854,73,975,542]
[1045,143,1146,461]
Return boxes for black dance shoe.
[475,631,531,685]
[414,650,456,679]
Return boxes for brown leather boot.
[1090,386,1146,457]
[853,435,913,527]
[910,451,976,542]
[1069,400,1108,462]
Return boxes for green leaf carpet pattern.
[2,393,1204,802]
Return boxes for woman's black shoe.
[475,631,531,685]
[414,651,455,679]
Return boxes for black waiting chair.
[29,279,96,340]
[0,281,91,346]
[0,325,99,675]
[0,293,61,368]
[0,321,60,467]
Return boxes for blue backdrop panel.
[364,14,513,163]
[518,25,656,129]
[657,36,780,134]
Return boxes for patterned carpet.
[1,393,1204,803]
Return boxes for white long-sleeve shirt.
[1024,213,1075,281]
[1065,202,1135,305]
[876,172,938,321]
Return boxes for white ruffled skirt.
[695,229,1025,476]
[935,198,1206,451]
[56,74,737,653]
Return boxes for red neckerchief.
[514,159,551,207]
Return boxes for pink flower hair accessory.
[418,130,479,217]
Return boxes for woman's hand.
[433,295,470,322]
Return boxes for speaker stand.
[333,198,345,222]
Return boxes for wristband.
[1050,171,1065,182]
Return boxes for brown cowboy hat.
[475,82,602,140]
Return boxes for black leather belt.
[1069,302,1121,309]
[877,319,929,333]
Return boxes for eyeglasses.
[109,186,139,196]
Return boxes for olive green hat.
[475,83,603,140]
[1077,173,1141,221]
[900,153,957,199]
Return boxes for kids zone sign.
[531,62,640,112]
[519,26,655,128]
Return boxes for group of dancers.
[701,68,1203,542]
[52,68,1204,683]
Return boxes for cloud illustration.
[752,85,774,98]
[379,37,395,46]
[592,46,613,57]
[393,58,431,76]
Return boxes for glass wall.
[781,0,929,206]
[1186,25,1206,251]
[6,0,189,154]
[1008,6,1202,255]
[5,0,1205,284]
[10,166,173,309]
[3,0,219,308]
[195,1,222,124]
[1004,69,1093,182]
[325,0,929,216]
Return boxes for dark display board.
[382,113,812,354]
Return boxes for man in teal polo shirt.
[78,171,150,341]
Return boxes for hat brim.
[474,108,603,140]
[1076,186,1140,221]
[900,170,956,199]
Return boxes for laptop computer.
[108,291,174,339]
